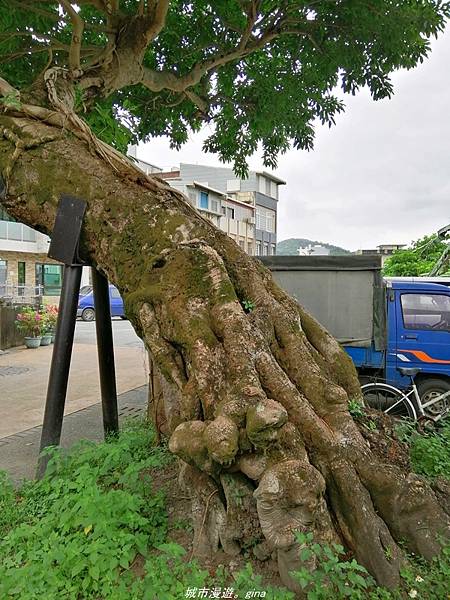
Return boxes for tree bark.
[1,112,448,593]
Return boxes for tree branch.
[141,27,279,93]
[238,0,261,50]
[0,45,98,66]
[139,1,313,98]
[10,1,60,22]
[0,78,18,98]
[75,0,109,12]
[184,90,209,115]
[145,0,170,43]
[60,0,85,71]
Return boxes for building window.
[199,191,209,210]
[263,243,269,256]
[256,210,263,230]
[271,181,278,199]
[256,242,261,256]
[0,259,7,295]
[221,206,227,216]
[210,199,219,213]
[270,244,276,256]
[258,176,265,194]
[239,240,245,250]
[18,261,25,296]
[226,207,235,219]
[247,243,253,255]
[265,178,271,196]
[35,263,63,296]
[256,208,276,233]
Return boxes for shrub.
[0,421,171,599]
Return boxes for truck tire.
[417,378,450,417]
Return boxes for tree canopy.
[383,233,450,276]
[1,1,449,174]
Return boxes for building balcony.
[0,221,36,243]
[219,217,254,238]
[0,221,50,253]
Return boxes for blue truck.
[261,256,450,402]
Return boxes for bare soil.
[147,459,285,590]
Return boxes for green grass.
[0,419,448,599]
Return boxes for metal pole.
[37,265,82,478]
[92,268,119,437]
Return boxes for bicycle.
[361,367,450,422]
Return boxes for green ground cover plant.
[0,419,448,599]
[409,420,450,479]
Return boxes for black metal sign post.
[37,195,119,478]
[37,195,86,478]
[36,263,83,477]
[92,268,119,436]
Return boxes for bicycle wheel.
[361,383,417,420]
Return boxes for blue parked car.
[77,285,126,321]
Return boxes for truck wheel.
[417,378,450,417]
[81,307,95,322]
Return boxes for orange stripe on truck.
[402,350,450,364]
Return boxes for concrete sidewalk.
[0,385,148,484]
[0,338,148,438]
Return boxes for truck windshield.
[401,293,450,331]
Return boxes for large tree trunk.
[1,112,448,592]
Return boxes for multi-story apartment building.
[0,205,65,300]
[161,173,256,254]
[159,163,285,256]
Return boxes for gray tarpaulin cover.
[260,256,386,350]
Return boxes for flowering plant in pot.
[15,307,43,348]
[43,305,58,343]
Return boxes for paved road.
[0,386,148,484]
[74,319,144,348]
[0,320,148,439]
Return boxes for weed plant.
[0,419,448,599]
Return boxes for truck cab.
[385,278,450,395]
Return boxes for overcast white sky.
[137,29,450,252]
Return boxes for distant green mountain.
[277,238,350,256]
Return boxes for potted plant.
[15,307,43,348]
[44,305,58,343]
[40,317,53,346]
